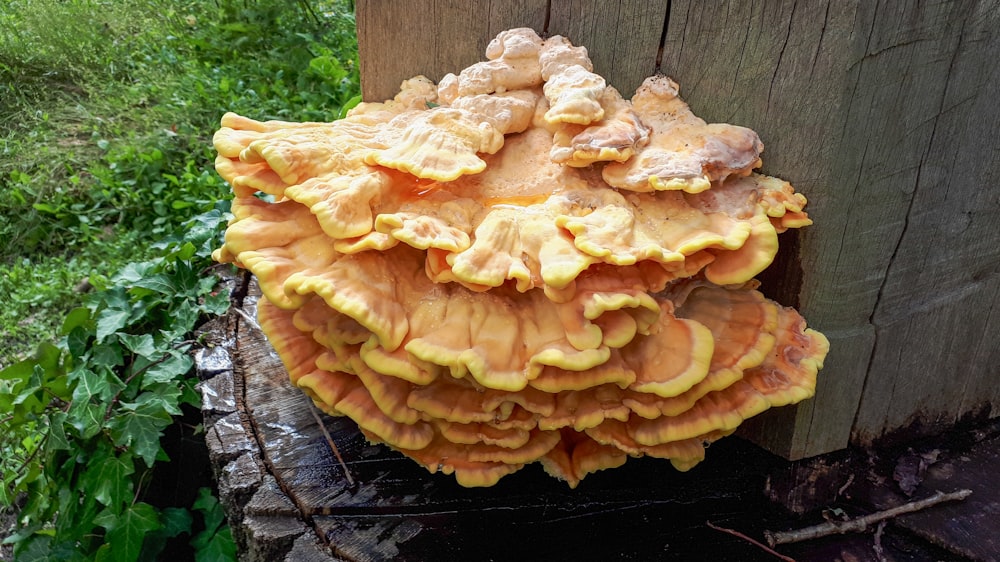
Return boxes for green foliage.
[0,1,361,557]
[0,0,360,364]
[190,488,237,562]
[0,207,235,560]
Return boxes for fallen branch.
[765,489,973,546]
[706,520,796,562]
[308,400,356,486]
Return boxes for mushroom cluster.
[213,28,829,487]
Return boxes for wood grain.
[659,0,1000,453]
[660,0,872,458]
[356,0,548,101]
[546,0,668,96]
[850,0,1000,443]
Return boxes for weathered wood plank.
[546,0,668,96]
[356,0,667,101]
[356,0,485,102]
[484,0,550,42]
[660,0,1000,453]
[966,281,1000,415]
[356,0,548,102]
[852,0,1000,443]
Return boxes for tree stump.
[196,280,819,561]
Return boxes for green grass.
[0,0,360,367]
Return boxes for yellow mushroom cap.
[602,76,764,194]
[213,28,827,487]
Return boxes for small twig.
[836,473,855,498]
[765,489,973,546]
[9,432,49,482]
[705,520,796,562]
[307,400,355,486]
[233,306,261,333]
[872,521,887,561]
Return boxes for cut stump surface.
[197,285,809,561]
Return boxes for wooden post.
[354,0,1000,460]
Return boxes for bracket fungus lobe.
[214,27,828,488]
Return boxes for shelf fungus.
[213,28,829,488]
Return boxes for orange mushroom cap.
[214,28,827,487]
[602,76,764,194]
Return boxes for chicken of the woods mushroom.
[213,28,829,488]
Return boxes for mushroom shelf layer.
[213,27,828,487]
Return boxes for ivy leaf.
[11,533,53,562]
[0,359,35,412]
[69,365,121,404]
[135,506,193,561]
[179,378,202,408]
[108,400,173,466]
[83,450,135,508]
[1,356,35,382]
[111,261,156,285]
[95,308,131,342]
[196,273,218,297]
[66,326,92,359]
[94,502,160,562]
[66,400,105,439]
[191,488,236,562]
[129,273,176,295]
[34,341,63,371]
[193,525,236,562]
[164,299,201,339]
[201,290,231,316]
[160,507,193,539]
[129,388,183,417]
[141,352,194,387]
[92,287,134,342]
[92,285,131,311]
[175,241,197,261]
[191,487,225,537]
[90,343,125,369]
[61,306,93,336]
[45,412,72,452]
[18,478,54,529]
[69,365,106,402]
[55,480,99,549]
[12,365,44,407]
[118,333,157,359]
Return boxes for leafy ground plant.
[1,207,236,561]
[0,1,361,559]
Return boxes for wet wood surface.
[354,0,1000,458]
